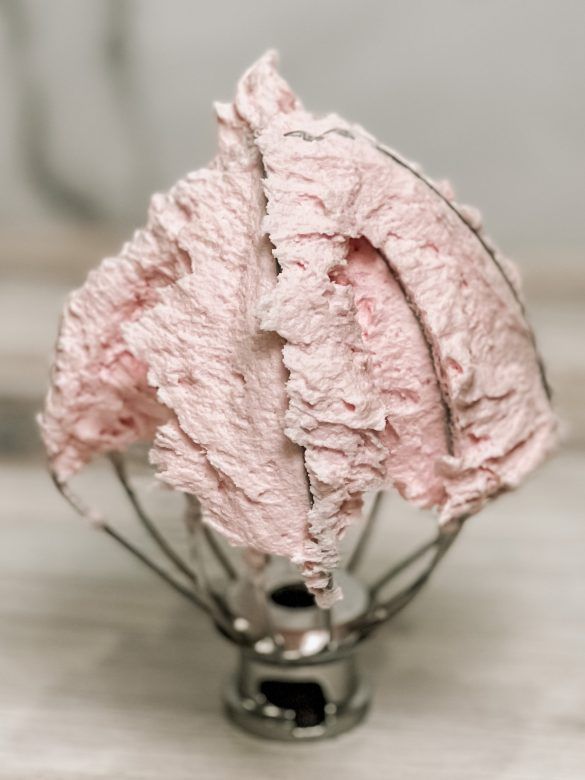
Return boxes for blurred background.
[1,2,584,778]
[1,0,584,461]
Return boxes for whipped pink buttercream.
[38,195,190,481]
[123,108,310,558]
[40,51,557,605]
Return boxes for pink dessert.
[123,106,310,559]
[39,52,557,606]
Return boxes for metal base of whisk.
[222,569,371,740]
[224,651,370,741]
[88,460,464,741]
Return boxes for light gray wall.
[1,0,584,254]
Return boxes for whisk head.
[71,450,463,739]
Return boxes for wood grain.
[1,231,584,777]
[0,451,584,779]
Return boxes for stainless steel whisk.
[87,451,463,740]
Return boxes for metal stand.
[57,454,464,741]
[224,649,370,740]
[222,568,370,739]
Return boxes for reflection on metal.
[90,457,464,740]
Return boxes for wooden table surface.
[0,450,584,780]
[1,233,584,778]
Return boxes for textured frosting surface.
[124,110,310,558]
[38,189,194,480]
[40,51,557,605]
[333,237,449,510]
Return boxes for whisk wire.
[100,459,465,658]
[367,521,463,629]
[346,492,384,573]
[202,524,239,581]
[109,453,198,584]
[101,523,210,614]
[369,534,441,599]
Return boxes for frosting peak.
[39,53,557,606]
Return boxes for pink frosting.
[123,107,310,559]
[40,51,557,606]
[38,192,193,481]
[238,52,557,598]
[333,238,449,510]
